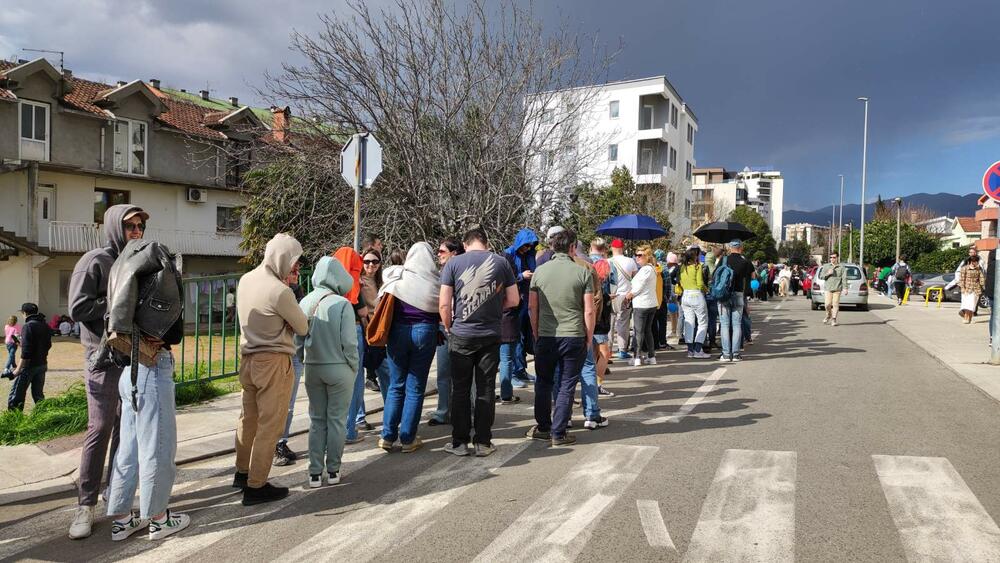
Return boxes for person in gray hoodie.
[296,256,360,488]
[67,204,148,540]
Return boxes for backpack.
[895,263,910,281]
[710,256,735,301]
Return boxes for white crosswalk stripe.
[874,455,1000,562]
[282,438,531,562]
[473,444,657,562]
[637,499,676,551]
[683,449,797,563]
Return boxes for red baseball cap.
[611,239,624,249]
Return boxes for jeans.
[6,364,46,410]
[498,342,516,400]
[304,363,354,476]
[448,334,500,446]
[431,329,452,423]
[682,290,708,351]
[382,322,437,444]
[106,351,177,519]
[632,306,657,359]
[345,325,367,441]
[4,342,15,372]
[78,365,122,506]
[742,307,752,347]
[575,337,601,420]
[278,354,304,443]
[719,293,745,358]
[534,336,586,438]
[706,297,718,345]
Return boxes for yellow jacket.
[654,264,664,306]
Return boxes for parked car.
[912,273,991,308]
[810,263,869,311]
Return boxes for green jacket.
[819,262,847,292]
[296,256,360,371]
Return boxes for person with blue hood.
[504,228,539,388]
[296,257,360,488]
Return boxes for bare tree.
[237,0,618,255]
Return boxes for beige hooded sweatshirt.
[237,234,309,355]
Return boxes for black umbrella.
[693,221,756,244]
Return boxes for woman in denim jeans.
[378,242,441,453]
[3,316,18,375]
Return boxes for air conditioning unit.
[187,187,208,203]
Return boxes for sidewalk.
[0,370,402,506]
[869,292,1000,404]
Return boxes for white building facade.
[690,167,784,241]
[529,76,698,241]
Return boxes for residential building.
[528,75,698,241]
[0,57,281,319]
[690,166,783,241]
[940,217,981,250]
[915,215,954,236]
[975,195,998,253]
[784,223,831,247]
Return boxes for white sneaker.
[693,351,711,359]
[309,474,323,488]
[822,317,830,324]
[642,357,657,365]
[111,512,148,542]
[327,471,341,485]
[831,319,838,327]
[631,358,642,367]
[474,443,497,457]
[68,505,94,540]
[148,509,190,540]
[443,442,470,456]
[583,416,609,430]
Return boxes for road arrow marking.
[874,455,1000,561]
[637,499,676,551]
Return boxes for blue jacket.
[505,229,539,290]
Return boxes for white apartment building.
[784,223,831,247]
[691,167,784,241]
[528,76,698,241]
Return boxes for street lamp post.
[848,222,854,262]
[838,174,845,255]
[894,197,903,262]
[858,97,870,271]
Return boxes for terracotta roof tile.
[957,217,980,233]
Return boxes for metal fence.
[175,270,312,387]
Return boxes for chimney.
[199,90,210,100]
[62,69,73,79]
[228,96,239,107]
[149,78,160,89]
[179,88,187,93]
[270,106,290,143]
[117,80,127,87]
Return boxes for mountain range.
[784,192,982,227]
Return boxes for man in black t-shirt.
[439,227,519,456]
[718,240,754,362]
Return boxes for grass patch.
[0,373,243,446]
[0,383,89,445]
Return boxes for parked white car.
[810,263,869,311]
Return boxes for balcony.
[635,126,669,143]
[49,222,245,256]
[636,166,670,186]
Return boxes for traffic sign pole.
[984,161,1000,364]
[354,135,366,252]
[341,132,382,252]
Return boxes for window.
[608,100,620,119]
[19,100,50,161]
[226,142,251,187]
[114,119,147,175]
[94,189,130,223]
[216,206,243,234]
[639,148,654,175]
[687,124,694,144]
[545,150,556,169]
[684,199,692,218]
[608,144,618,162]
[541,109,553,124]
[685,162,693,181]
[640,105,654,129]
[670,104,678,127]
[668,190,676,212]
[59,270,72,308]
[669,147,677,170]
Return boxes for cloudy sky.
[3,0,998,210]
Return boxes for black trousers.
[7,364,46,410]
[894,281,907,300]
[448,334,500,446]
[654,303,668,346]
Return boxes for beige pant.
[823,291,841,320]
[235,352,294,488]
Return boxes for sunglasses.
[438,248,450,254]
[363,259,381,265]
[635,253,645,257]
[124,222,146,232]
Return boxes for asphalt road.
[3,296,1000,562]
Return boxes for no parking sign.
[984,161,1000,201]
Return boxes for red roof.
[957,217,980,233]
[0,60,233,140]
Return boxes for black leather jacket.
[107,239,184,343]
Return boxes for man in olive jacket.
[819,252,848,327]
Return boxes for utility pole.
[858,97,870,270]
[838,174,845,256]
[848,222,854,262]
[894,197,903,263]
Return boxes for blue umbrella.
[595,214,667,240]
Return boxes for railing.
[49,221,245,256]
